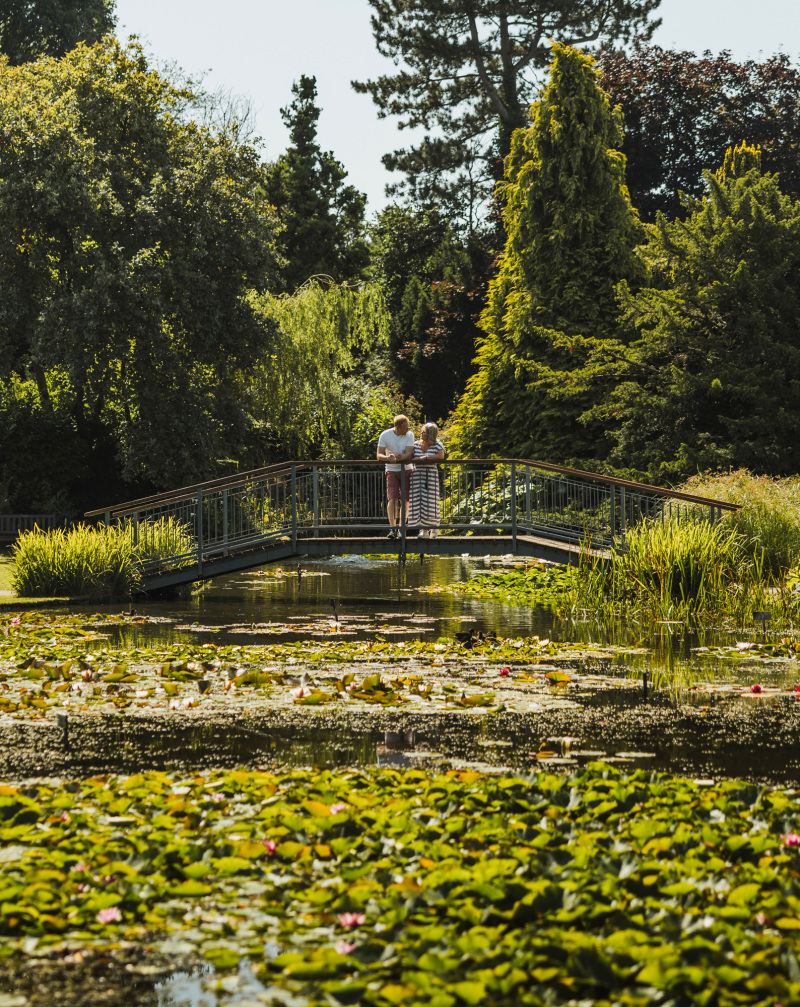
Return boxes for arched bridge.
[85,460,738,593]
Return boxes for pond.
[3,554,800,1007]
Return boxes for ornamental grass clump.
[572,515,767,625]
[12,518,194,598]
[682,470,800,575]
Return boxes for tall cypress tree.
[453,43,644,462]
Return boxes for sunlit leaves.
[0,764,799,1005]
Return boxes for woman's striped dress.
[409,440,443,529]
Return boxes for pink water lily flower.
[335,941,357,954]
[330,803,349,814]
[499,667,510,677]
[96,906,122,924]
[10,617,20,625]
[263,839,277,854]
[337,912,365,929]
[291,686,312,699]
[781,832,800,846]
[751,684,762,693]
[756,912,768,926]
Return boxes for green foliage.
[11,519,193,598]
[599,144,800,479]
[0,373,87,515]
[353,0,660,223]
[370,205,488,420]
[264,75,369,292]
[0,0,115,65]
[572,515,769,626]
[244,279,390,461]
[0,38,281,497]
[682,470,800,576]
[3,764,800,1006]
[600,45,800,222]
[444,562,577,609]
[453,43,645,461]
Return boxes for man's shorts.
[386,470,411,501]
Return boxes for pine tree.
[353,0,660,223]
[265,76,369,292]
[452,43,644,462]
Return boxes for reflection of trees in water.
[0,951,208,1007]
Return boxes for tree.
[452,43,645,461]
[0,0,115,64]
[370,205,489,420]
[242,280,390,461]
[264,76,369,292]
[595,144,800,479]
[353,0,661,220]
[0,38,281,506]
[599,44,800,222]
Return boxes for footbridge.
[85,460,738,593]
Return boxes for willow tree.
[452,42,645,462]
[244,279,390,461]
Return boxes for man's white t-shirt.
[378,428,415,472]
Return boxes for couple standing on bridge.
[377,415,445,540]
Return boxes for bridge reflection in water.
[85,459,737,593]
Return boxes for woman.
[410,422,445,538]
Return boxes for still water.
[62,552,794,689]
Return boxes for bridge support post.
[620,486,626,539]
[196,488,204,576]
[510,463,517,552]
[132,512,139,550]
[104,510,110,528]
[313,466,319,538]
[291,466,297,550]
[223,489,229,556]
[609,485,615,541]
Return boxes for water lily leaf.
[203,946,239,970]
[546,670,571,684]
[728,883,761,906]
[234,842,267,860]
[167,880,212,897]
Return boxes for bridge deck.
[141,534,609,592]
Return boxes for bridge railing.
[85,459,738,575]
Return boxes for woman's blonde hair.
[422,422,439,441]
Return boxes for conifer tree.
[265,76,369,292]
[598,144,800,477]
[452,43,644,461]
[354,1,660,220]
[0,0,115,65]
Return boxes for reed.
[682,470,800,575]
[569,515,768,627]
[11,518,194,598]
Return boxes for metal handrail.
[85,457,740,519]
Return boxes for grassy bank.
[442,470,800,628]
[0,551,13,594]
[11,519,194,599]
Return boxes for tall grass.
[682,470,800,575]
[569,515,770,627]
[12,518,194,598]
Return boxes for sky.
[114,0,800,216]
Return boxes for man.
[377,414,415,539]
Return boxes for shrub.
[11,518,194,598]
